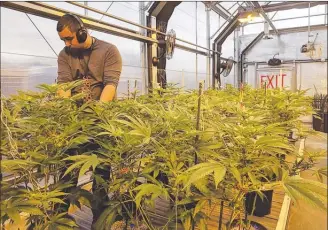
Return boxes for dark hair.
[56,14,81,33]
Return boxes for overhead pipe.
[240,31,265,84]
[68,1,221,54]
[213,13,241,88]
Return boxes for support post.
[139,1,147,94]
[84,1,88,16]
[205,4,211,89]
[196,2,198,86]
[234,27,240,88]
[147,15,158,92]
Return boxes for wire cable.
[1,52,208,75]
[25,13,58,57]
[90,2,114,35]
[1,52,57,59]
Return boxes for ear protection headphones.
[65,13,88,43]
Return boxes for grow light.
[238,11,262,23]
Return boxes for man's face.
[58,26,84,49]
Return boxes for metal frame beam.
[246,13,327,25]
[1,1,156,43]
[202,1,231,21]
[147,2,181,90]
[240,31,265,84]
[251,1,279,35]
[260,1,327,13]
[216,2,234,16]
[212,13,241,88]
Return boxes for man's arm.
[100,84,116,102]
[101,45,122,102]
[57,50,73,98]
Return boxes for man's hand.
[100,84,116,102]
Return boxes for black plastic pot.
[324,113,328,133]
[228,219,267,230]
[313,114,322,131]
[245,190,273,217]
[313,112,328,133]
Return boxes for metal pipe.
[139,1,147,94]
[228,2,238,11]
[308,2,311,43]
[1,2,227,58]
[247,13,327,25]
[251,1,279,35]
[196,2,198,84]
[240,32,265,86]
[325,4,327,25]
[210,7,240,39]
[206,5,211,89]
[84,1,88,16]
[68,1,221,54]
[244,58,327,65]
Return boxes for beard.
[64,46,88,57]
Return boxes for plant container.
[245,190,273,217]
[228,219,267,230]
[313,112,328,133]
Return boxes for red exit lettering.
[260,74,286,88]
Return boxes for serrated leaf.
[63,161,85,177]
[6,208,21,223]
[133,183,167,208]
[193,200,207,217]
[230,167,241,185]
[213,167,226,189]
[248,172,260,185]
[19,207,44,216]
[63,155,89,162]
[182,215,192,230]
[48,198,66,205]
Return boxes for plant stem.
[195,82,203,164]
[227,191,243,230]
[218,199,224,230]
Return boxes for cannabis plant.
[1,82,326,230]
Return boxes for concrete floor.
[287,130,328,230]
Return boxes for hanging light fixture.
[238,6,262,23]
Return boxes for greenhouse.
[1,1,327,230]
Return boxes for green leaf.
[94,204,119,230]
[193,200,207,217]
[230,167,241,185]
[63,161,85,177]
[248,172,260,185]
[63,155,89,162]
[56,218,79,227]
[282,177,327,211]
[48,198,67,205]
[182,215,192,230]
[19,207,44,216]
[213,167,227,189]
[6,208,21,223]
[184,162,226,189]
[79,155,99,178]
[133,183,168,208]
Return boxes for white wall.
[240,26,327,95]
[240,28,327,62]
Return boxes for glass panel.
[219,2,235,10]
[243,23,264,35]
[274,8,309,20]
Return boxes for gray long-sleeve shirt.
[57,37,122,100]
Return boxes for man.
[57,13,122,102]
[56,13,122,227]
